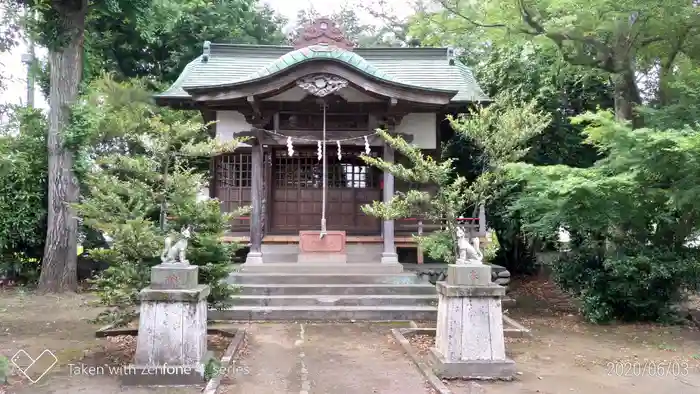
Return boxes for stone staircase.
[209,243,440,321]
[210,243,515,321]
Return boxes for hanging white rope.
[317,140,322,161]
[320,102,327,238]
[364,136,371,155]
[286,136,294,156]
[337,140,342,160]
[262,128,380,143]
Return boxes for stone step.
[209,305,437,321]
[234,294,438,307]
[261,244,383,254]
[236,283,437,296]
[229,273,423,285]
[235,263,404,274]
[263,253,383,264]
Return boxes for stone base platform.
[134,263,210,384]
[429,348,516,380]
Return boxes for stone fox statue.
[456,226,483,264]
[161,225,192,265]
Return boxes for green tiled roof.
[246,44,403,84]
[158,44,489,103]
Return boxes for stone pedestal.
[431,263,516,380]
[298,230,347,263]
[125,264,212,386]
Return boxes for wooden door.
[271,147,381,235]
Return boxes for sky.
[0,0,410,116]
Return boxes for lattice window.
[275,148,379,189]
[333,162,379,188]
[214,153,254,231]
[216,153,252,188]
[275,150,320,188]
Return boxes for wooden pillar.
[381,143,399,264]
[245,137,264,264]
[201,110,217,199]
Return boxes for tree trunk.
[612,68,642,126]
[37,3,87,293]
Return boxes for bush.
[482,231,499,264]
[553,246,700,323]
[0,107,47,284]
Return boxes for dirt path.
[475,315,700,394]
[441,276,700,394]
[219,323,433,394]
[0,289,195,393]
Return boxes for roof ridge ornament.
[292,17,355,51]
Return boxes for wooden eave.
[236,129,414,146]
[182,61,458,106]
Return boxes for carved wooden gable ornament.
[296,74,349,97]
[293,17,355,50]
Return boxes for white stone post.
[127,264,212,386]
[381,143,399,264]
[431,263,516,379]
[478,204,486,236]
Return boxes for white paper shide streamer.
[337,140,342,160]
[364,136,371,155]
[317,140,323,161]
[287,136,294,156]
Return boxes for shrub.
[362,94,550,263]
[71,75,245,326]
[0,107,47,284]
[483,231,499,264]
[553,246,700,323]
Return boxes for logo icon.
[10,350,58,384]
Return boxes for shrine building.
[155,18,489,271]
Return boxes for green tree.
[0,1,21,52]
[71,75,246,325]
[83,0,286,85]
[410,0,700,124]
[639,56,700,130]
[457,42,614,272]
[508,110,700,322]
[6,0,284,292]
[4,0,153,293]
[0,2,25,118]
[362,94,550,263]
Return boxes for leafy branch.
[361,93,550,263]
